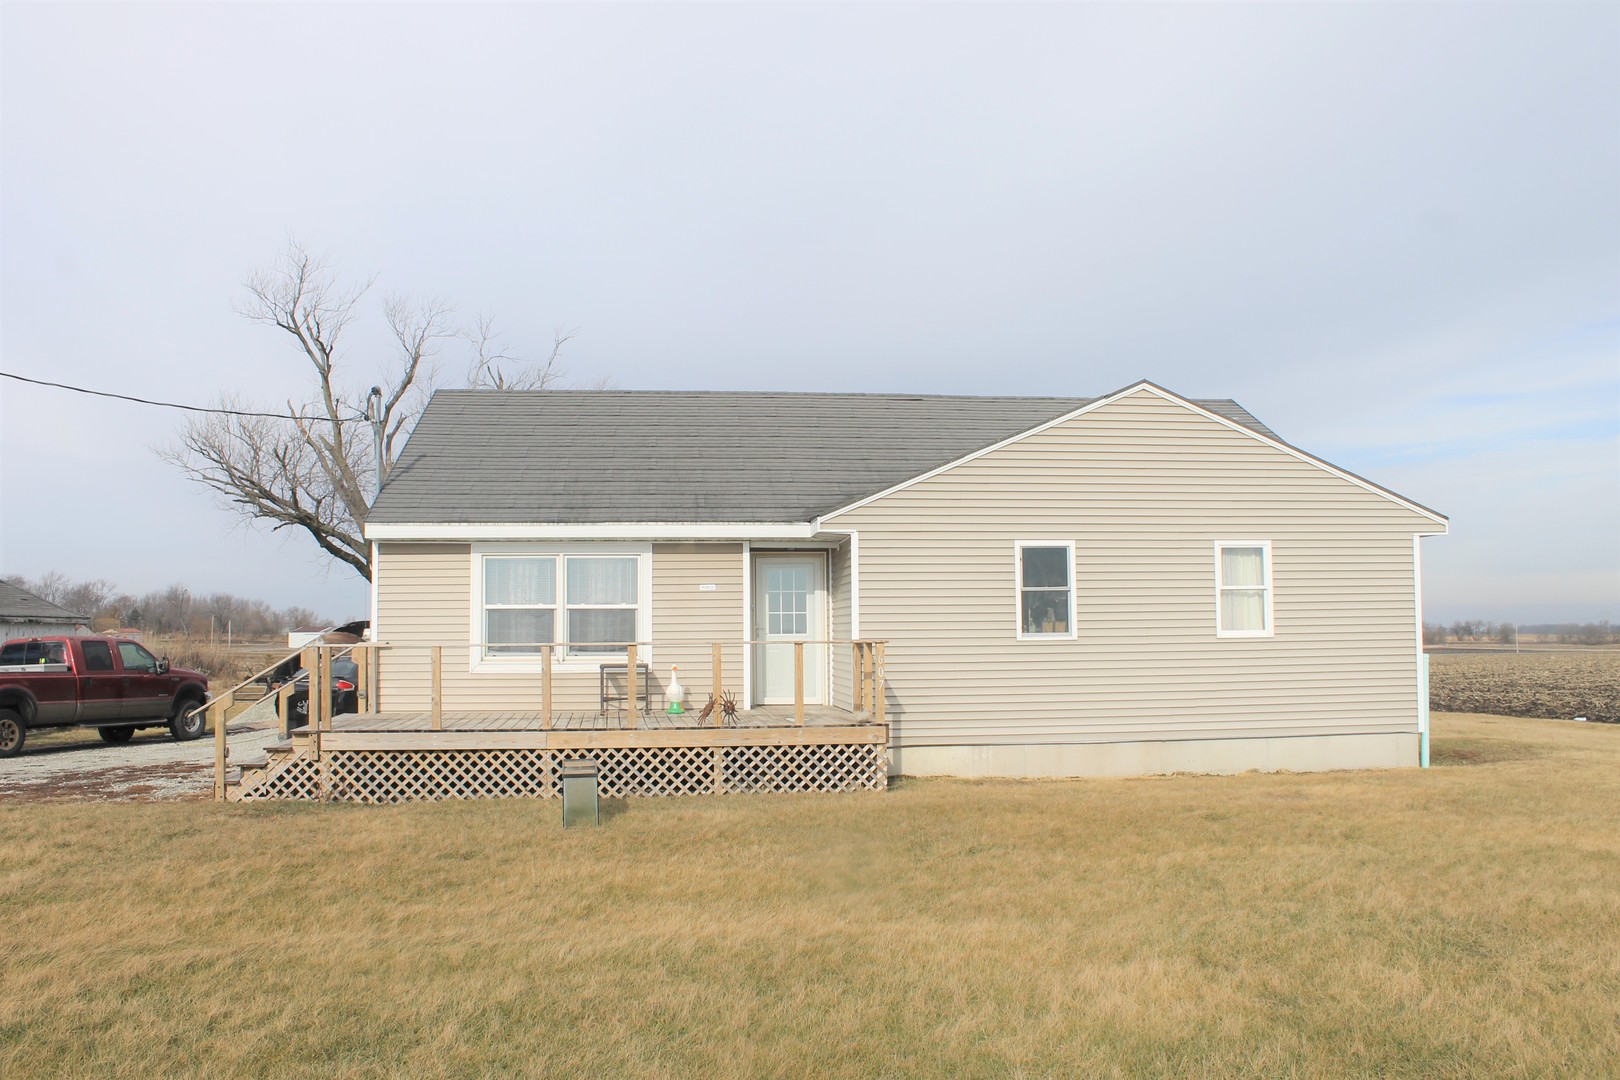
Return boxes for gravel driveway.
[0,697,283,801]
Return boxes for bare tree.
[161,242,576,581]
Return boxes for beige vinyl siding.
[374,542,745,714]
[650,543,745,707]
[828,538,853,711]
[826,389,1438,748]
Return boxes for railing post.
[431,645,443,730]
[711,642,724,727]
[851,642,863,712]
[353,647,369,714]
[318,648,333,732]
[212,696,228,801]
[300,646,320,731]
[369,644,381,712]
[541,645,553,731]
[626,643,638,729]
[873,642,886,727]
[794,641,805,726]
[277,681,296,736]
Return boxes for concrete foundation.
[889,732,1420,779]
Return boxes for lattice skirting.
[236,743,887,802]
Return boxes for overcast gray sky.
[2,1,1616,626]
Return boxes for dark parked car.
[276,655,359,734]
[270,621,368,735]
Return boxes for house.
[0,581,90,641]
[334,379,1445,789]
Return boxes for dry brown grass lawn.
[3,712,1617,1079]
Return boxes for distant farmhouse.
[0,581,89,641]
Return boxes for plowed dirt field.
[1429,649,1620,723]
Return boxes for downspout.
[1414,534,1429,768]
[1420,653,1431,768]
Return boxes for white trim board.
[819,381,1449,529]
[820,529,861,640]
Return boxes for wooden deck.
[327,705,865,733]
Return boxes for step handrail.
[208,631,369,800]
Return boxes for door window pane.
[766,566,809,636]
[81,641,114,671]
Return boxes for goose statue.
[666,665,687,714]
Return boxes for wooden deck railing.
[311,638,885,729]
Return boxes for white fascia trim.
[366,522,818,541]
[819,381,1450,529]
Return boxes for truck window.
[0,641,70,665]
[81,641,115,672]
[117,642,159,674]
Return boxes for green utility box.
[559,758,600,828]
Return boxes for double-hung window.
[1215,541,1273,637]
[479,550,645,661]
[1015,541,1076,640]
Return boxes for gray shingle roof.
[367,389,1279,525]
[0,581,89,623]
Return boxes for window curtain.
[1220,547,1266,632]
[567,557,637,604]
[486,558,555,605]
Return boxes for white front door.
[752,554,825,705]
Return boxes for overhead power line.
[0,370,364,422]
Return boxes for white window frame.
[1014,540,1078,642]
[470,543,653,671]
[1214,540,1274,639]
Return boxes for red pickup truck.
[0,636,210,757]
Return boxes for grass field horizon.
[4,712,1617,1078]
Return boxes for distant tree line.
[3,571,332,640]
[1424,620,1618,646]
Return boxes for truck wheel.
[99,726,135,745]
[0,709,24,758]
[170,699,207,742]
